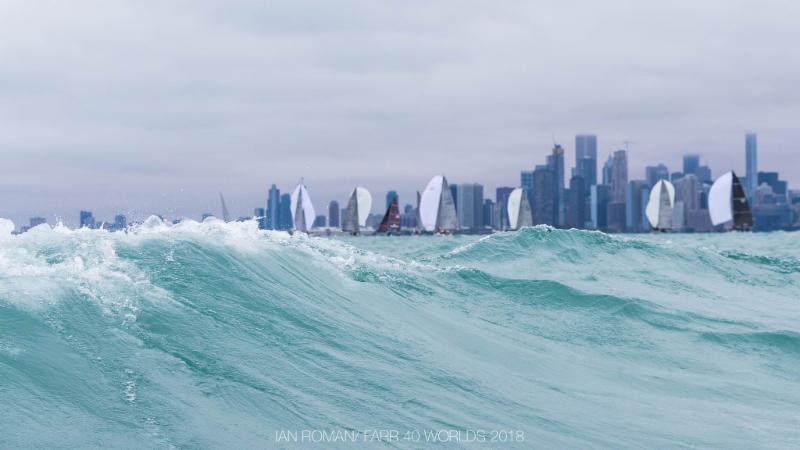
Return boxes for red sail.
[377,197,401,233]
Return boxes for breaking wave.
[1,220,799,448]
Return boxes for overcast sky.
[1,0,798,226]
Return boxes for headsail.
[645,180,675,230]
[342,187,372,233]
[290,181,316,233]
[507,188,533,230]
[731,172,753,230]
[437,177,458,231]
[219,193,231,223]
[377,196,401,234]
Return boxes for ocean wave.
[1,220,799,448]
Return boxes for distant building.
[548,144,566,226]
[400,203,417,229]
[79,211,95,229]
[626,180,649,233]
[266,184,280,230]
[602,155,613,185]
[670,172,684,184]
[566,176,586,229]
[610,150,628,203]
[254,208,266,229]
[483,199,496,230]
[278,193,292,230]
[114,214,127,231]
[532,165,556,225]
[575,134,598,187]
[496,187,514,230]
[757,172,787,197]
[313,215,326,228]
[328,201,340,228]
[646,164,669,188]
[683,154,700,177]
[30,217,47,227]
[746,133,758,200]
[521,171,534,209]
[590,185,610,230]
[456,183,484,230]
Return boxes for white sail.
[290,182,316,232]
[342,186,372,232]
[507,188,532,230]
[419,175,444,232]
[437,177,458,231]
[355,187,372,227]
[645,180,675,229]
[709,171,733,226]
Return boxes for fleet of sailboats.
[265,171,757,235]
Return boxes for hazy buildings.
[278,193,292,230]
[328,200,340,228]
[114,214,127,231]
[532,165,556,225]
[548,144,566,226]
[575,134,598,187]
[254,207,266,229]
[746,133,758,200]
[456,183,484,230]
[683,154,700,177]
[626,180,649,232]
[79,210,95,229]
[266,184,280,230]
[567,176,587,229]
[590,185,610,230]
[607,150,628,232]
[646,164,669,188]
[313,215,326,228]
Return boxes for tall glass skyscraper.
[683,154,700,177]
[548,144,566,227]
[456,183,484,230]
[266,184,280,230]
[575,134,598,187]
[746,133,758,199]
[328,200,340,228]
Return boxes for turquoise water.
[1,217,799,449]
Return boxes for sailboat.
[341,187,372,235]
[219,193,231,222]
[645,179,675,231]
[290,180,316,233]
[506,188,532,230]
[419,175,458,233]
[709,171,753,231]
[376,194,401,235]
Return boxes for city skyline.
[2,1,800,226]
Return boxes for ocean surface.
[1,217,799,449]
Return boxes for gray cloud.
[1,0,798,225]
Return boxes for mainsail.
[507,188,533,230]
[709,171,752,230]
[342,187,372,233]
[290,182,316,233]
[219,193,231,223]
[645,180,675,230]
[376,196,401,234]
[419,175,458,232]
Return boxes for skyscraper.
[575,134,598,187]
[625,180,649,233]
[114,214,127,231]
[483,199,496,230]
[79,210,95,229]
[266,184,280,230]
[683,154,700,177]
[278,193,292,230]
[548,144,566,226]
[590,184,610,230]
[746,133,758,199]
[328,200,340,228]
[520,170,534,211]
[532,165,556,225]
[385,191,398,209]
[252,208,265,229]
[567,176,586,228]
[645,164,669,188]
[456,183,484,230]
[607,150,628,232]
